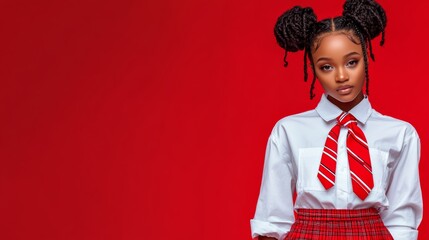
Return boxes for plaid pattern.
[284,208,393,240]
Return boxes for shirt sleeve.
[250,122,296,240]
[380,127,423,240]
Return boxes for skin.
[312,32,366,112]
[256,31,366,240]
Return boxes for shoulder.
[370,109,419,140]
[274,109,318,127]
[269,109,320,137]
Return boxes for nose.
[335,67,349,82]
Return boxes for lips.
[336,85,353,95]
[337,85,353,91]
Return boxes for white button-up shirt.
[250,94,422,240]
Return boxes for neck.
[327,92,364,112]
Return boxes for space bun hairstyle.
[274,0,387,99]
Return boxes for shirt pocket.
[369,147,389,192]
[297,147,389,193]
[297,147,325,191]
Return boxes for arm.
[250,122,296,240]
[380,128,423,240]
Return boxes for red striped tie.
[317,112,374,200]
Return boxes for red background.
[0,0,427,239]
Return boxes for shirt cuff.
[387,227,418,240]
[250,219,291,240]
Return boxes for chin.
[331,93,360,103]
[336,96,355,103]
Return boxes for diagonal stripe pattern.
[317,112,374,200]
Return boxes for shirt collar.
[315,93,373,124]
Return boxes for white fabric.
[250,94,422,240]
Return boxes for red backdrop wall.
[0,0,427,239]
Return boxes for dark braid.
[274,6,317,74]
[302,8,310,82]
[274,0,387,99]
[346,16,371,96]
[343,0,387,95]
[306,41,317,99]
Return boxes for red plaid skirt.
[284,208,393,240]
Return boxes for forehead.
[312,33,362,60]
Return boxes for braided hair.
[274,0,387,99]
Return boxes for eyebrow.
[316,52,361,63]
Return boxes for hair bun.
[274,6,317,52]
[342,0,387,41]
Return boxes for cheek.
[315,70,332,86]
[353,65,366,84]
[317,76,334,92]
[314,69,327,84]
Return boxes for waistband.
[295,208,380,221]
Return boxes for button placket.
[335,127,349,207]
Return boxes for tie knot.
[337,112,357,127]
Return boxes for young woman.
[250,0,423,239]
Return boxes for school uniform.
[250,94,422,240]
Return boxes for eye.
[320,65,333,71]
[347,60,359,67]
